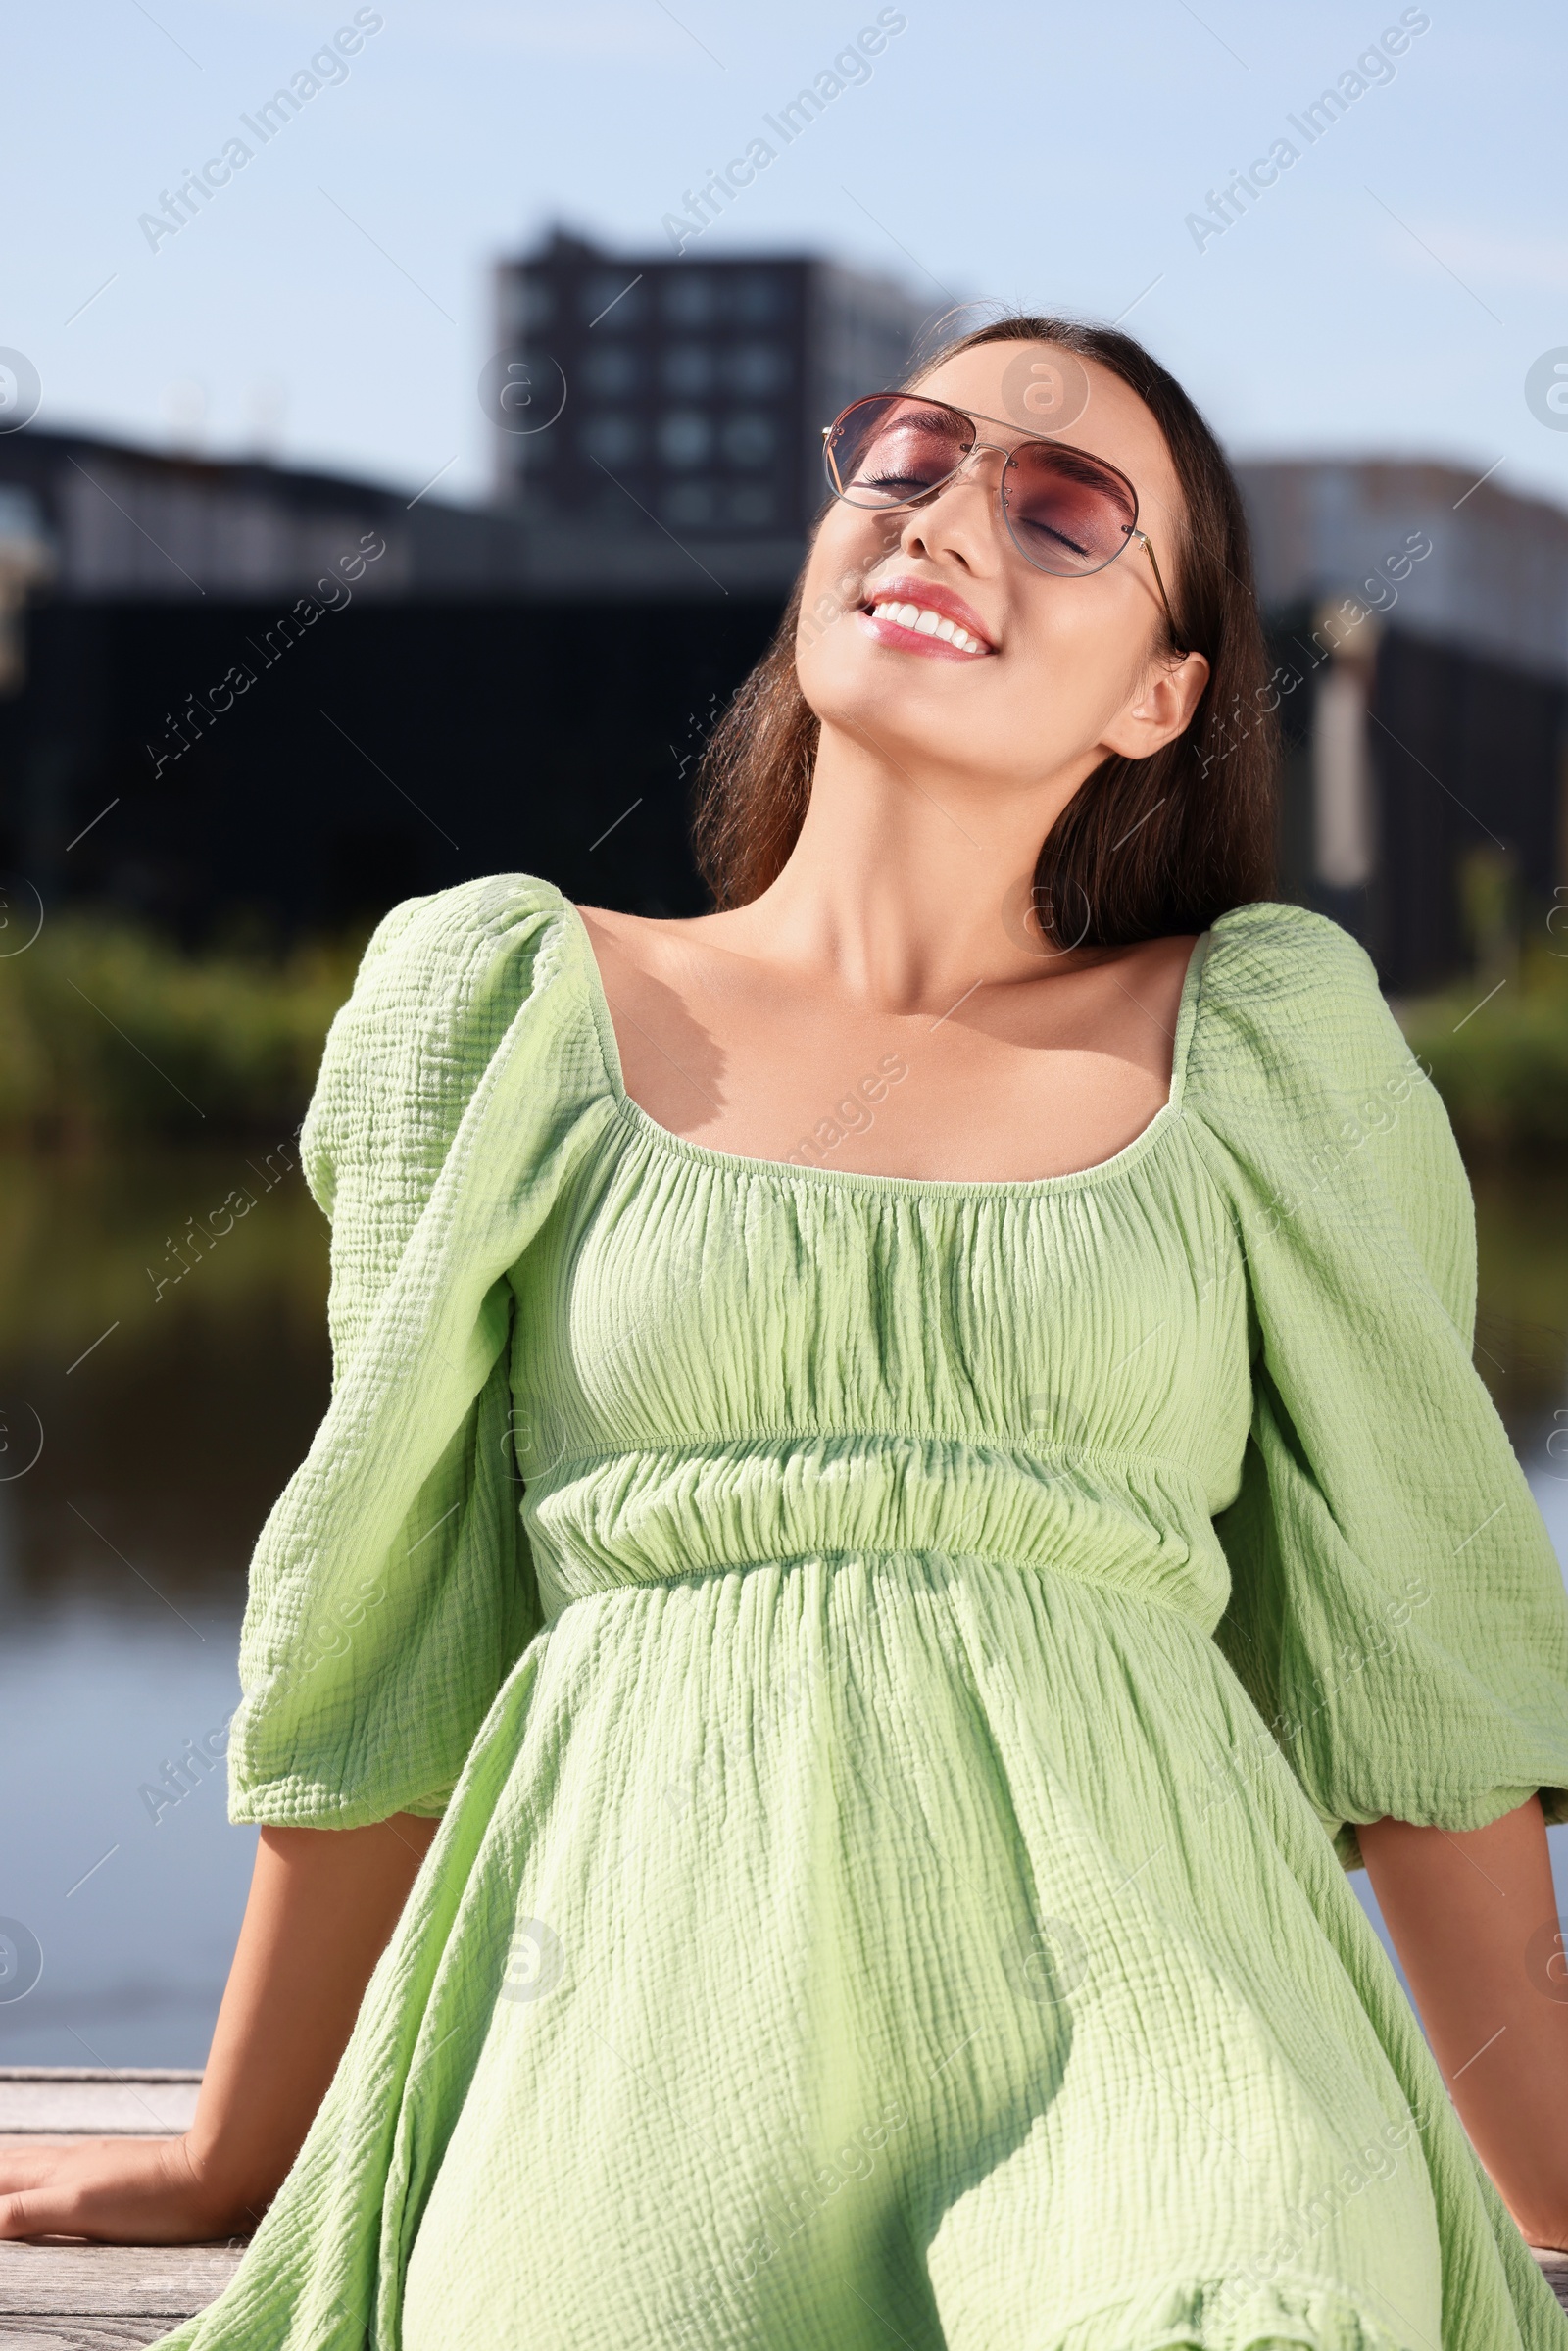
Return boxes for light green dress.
[154,872,1568,2351]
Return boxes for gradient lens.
[824,397,973,506]
[1004,444,1138,575]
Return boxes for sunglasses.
[821,393,1188,656]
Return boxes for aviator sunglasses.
[821,393,1189,656]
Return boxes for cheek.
[1023,584,1154,720]
[795,511,906,649]
[795,608,860,712]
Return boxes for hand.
[0,2133,263,2245]
[0,1813,436,2251]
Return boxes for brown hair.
[691,314,1279,946]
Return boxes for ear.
[1098,649,1211,762]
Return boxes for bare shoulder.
[1062,929,1204,1033]
[987,929,1203,1089]
[1115,929,1204,984]
[573,902,719,949]
[573,901,738,987]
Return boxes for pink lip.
[858,574,997,660]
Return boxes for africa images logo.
[1185,10,1432,253]
[660,11,907,254]
[136,10,385,254]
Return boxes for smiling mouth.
[860,596,994,656]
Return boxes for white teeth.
[868,599,986,652]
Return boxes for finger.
[0,2185,65,2241]
[0,2139,113,2206]
[0,2153,60,2193]
[0,2145,150,2242]
[0,2182,156,2248]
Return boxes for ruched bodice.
[157,873,1568,2351]
[509,1062,1252,1629]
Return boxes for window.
[662,343,713,397]
[722,341,788,396]
[732,270,784,324]
[720,413,776,468]
[580,272,646,328]
[727,486,776,527]
[657,411,712,468]
[663,481,717,526]
[580,413,643,466]
[582,346,640,398]
[662,270,716,327]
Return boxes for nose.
[894,439,1011,566]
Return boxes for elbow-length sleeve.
[226,871,608,1830]
[1185,901,1568,1871]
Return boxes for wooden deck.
[0,2075,244,2350]
[2,2068,1566,2347]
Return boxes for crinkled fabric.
[151,876,1568,2349]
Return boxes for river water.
[0,1149,1564,2065]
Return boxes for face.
[794,339,1210,801]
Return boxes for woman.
[6,316,1568,2349]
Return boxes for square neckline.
[561,892,1213,1200]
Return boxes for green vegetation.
[0,907,1564,1154]
[0,914,367,1142]
[1395,940,1568,1156]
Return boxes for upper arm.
[1184,903,1568,1867]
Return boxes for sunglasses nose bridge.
[904,436,1011,518]
[951,435,1011,483]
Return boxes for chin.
[809,682,991,776]
[803,634,941,708]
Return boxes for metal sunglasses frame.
[820,392,1189,657]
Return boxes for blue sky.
[5,0,1565,512]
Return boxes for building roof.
[1237,457,1568,683]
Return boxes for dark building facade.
[0,429,787,929]
[1240,459,1568,991]
[491,229,935,555]
[4,591,778,933]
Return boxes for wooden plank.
[0,2242,246,2319]
[1536,2245,1568,2314]
[1,2325,192,2349]
[0,2243,246,2346]
[0,2081,198,2142]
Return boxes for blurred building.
[490,228,935,589]
[0,424,788,932]
[0,426,528,607]
[0,251,1565,990]
[1237,459,1568,990]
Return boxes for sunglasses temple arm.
[1139,535,1187,655]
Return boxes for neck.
[719,715,1102,1010]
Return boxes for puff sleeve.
[1186,902,1568,1871]
[226,872,610,1829]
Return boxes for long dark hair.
[691,314,1279,946]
